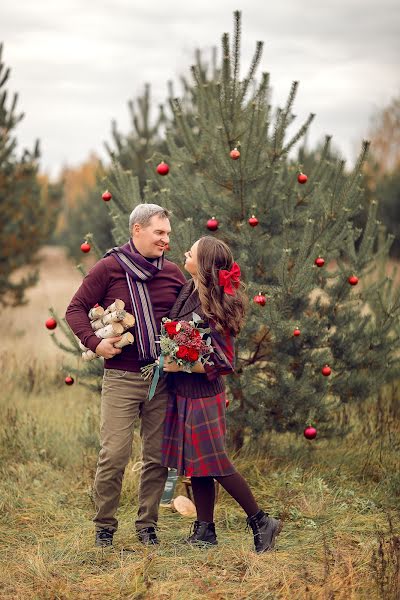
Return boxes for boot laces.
[246,512,268,538]
[98,529,113,540]
[189,520,200,537]
[246,520,261,538]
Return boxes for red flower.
[176,346,190,359]
[164,321,179,337]
[187,348,199,361]
[192,329,201,338]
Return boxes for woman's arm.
[203,325,235,381]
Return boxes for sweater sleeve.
[65,259,110,352]
[203,323,235,382]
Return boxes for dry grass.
[1,369,399,599]
[0,248,399,599]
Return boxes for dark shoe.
[246,510,282,553]
[95,528,114,547]
[187,520,218,546]
[137,526,159,545]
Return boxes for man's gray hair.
[129,203,170,230]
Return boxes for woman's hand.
[161,355,183,373]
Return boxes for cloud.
[1,0,399,176]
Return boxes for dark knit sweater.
[168,280,235,399]
[65,251,186,372]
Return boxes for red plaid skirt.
[161,391,236,477]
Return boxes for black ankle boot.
[246,510,282,553]
[187,520,218,546]
[137,526,159,545]
[95,527,114,547]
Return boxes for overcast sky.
[1,0,399,177]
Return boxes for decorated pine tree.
[140,11,400,448]
[56,13,400,449]
[59,86,167,261]
[105,83,167,189]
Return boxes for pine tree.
[0,43,55,306]
[57,13,400,449]
[57,157,114,260]
[365,96,400,257]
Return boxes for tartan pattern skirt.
[161,391,236,477]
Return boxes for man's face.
[132,215,171,258]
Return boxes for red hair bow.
[218,262,241,295]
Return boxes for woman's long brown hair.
[196,236,247,336]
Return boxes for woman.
[161,236,282,553]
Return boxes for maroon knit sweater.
[65,253,186,372]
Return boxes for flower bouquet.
[141,312,214,399]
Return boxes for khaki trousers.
[93,369,168,532]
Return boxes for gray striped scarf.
[104,240,164,360]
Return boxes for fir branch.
[240,41,263,103]
[231,10,241,124]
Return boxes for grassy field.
[1,248,399,599]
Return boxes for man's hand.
[162,356,183,373]
[95,336,123,359]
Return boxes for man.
[65,204,186,547]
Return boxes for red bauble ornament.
[207,217,219,231]
[321,365,332,377]
[297,172,308,184]
[80,242,91,253]
[293,328,301,337]
[315,257,325,267]
[102,190,112,202]
[225,397,230,408]
[253,292,266,306]
[230,148,240,160]
[348,275,359,286]
[45,318,57,330]
[304,426,317,440]
[65,376,74,386]
[156,161,169,176]
[248,215,259,227]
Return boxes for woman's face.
[184,240,199,276]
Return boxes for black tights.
[190,472,259,522]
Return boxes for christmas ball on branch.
[321,365,332,377]
[156,161,169,176]
[314,257,325,267]
[80,242,91,253]
[348,275,359,286]
[293,328,301,337]
[304,426,317,440]
[253,292,266,306]
[102,190,112,202]
[207,217,219,231]
[297,172,308,184]
[225,397,230,408]
[248,215,259,227]
[65,376,74,386]
[45,318,57,330]
[230,148,240,160]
